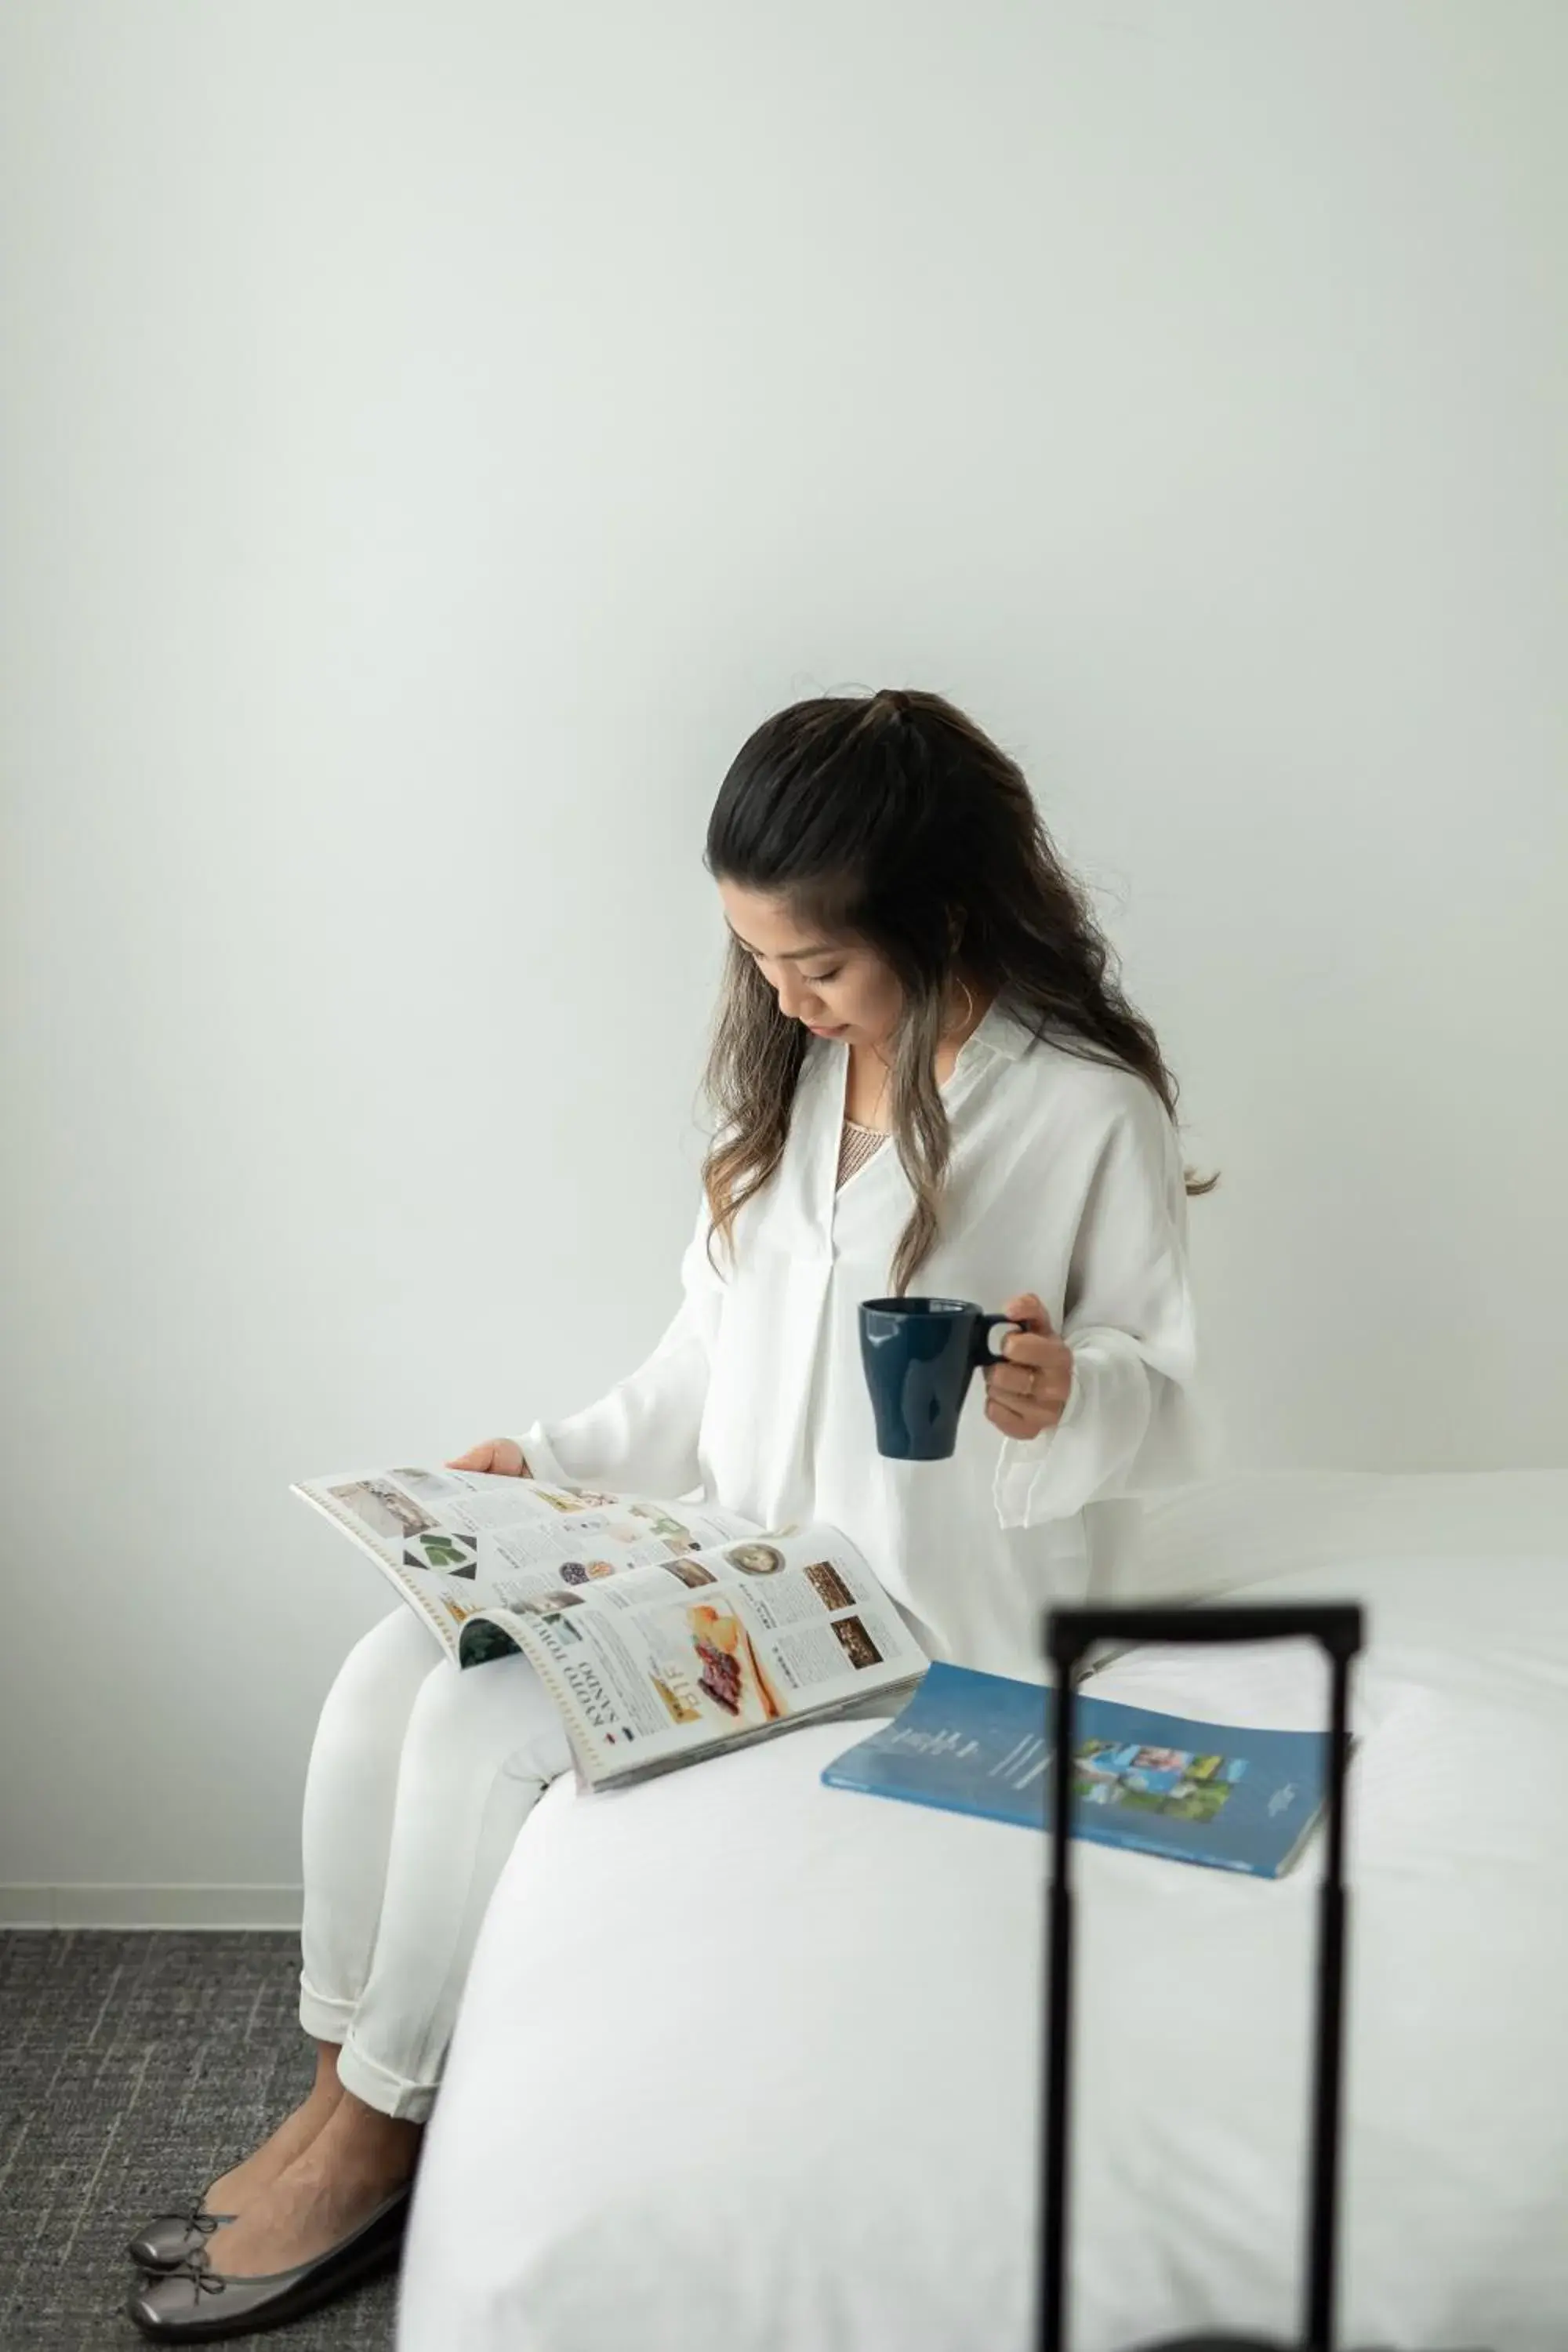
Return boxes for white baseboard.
[0,1885,304,1930]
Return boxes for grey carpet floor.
[0,1932,398,2352]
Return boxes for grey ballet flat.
[125,2183,409,2341]
[126,2203,235,2274]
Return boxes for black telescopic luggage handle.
[1036,1603,1363,2352]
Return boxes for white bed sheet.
[398,1472,1568,2352]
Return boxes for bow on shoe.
[143,2201,221,2236]
[170,2248,228,2299]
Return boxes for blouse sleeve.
[993,1080,1207,1531]
[514,1202,724,1500]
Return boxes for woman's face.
[718,882,903,1052]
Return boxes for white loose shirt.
[517,1003,1207,1680]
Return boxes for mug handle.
[971,1313,1022,1369]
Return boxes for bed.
[397,1469,1568,2351]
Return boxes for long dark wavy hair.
[702,687,1216,1293]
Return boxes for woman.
[126,687,1208,2342]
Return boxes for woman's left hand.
[984,1293,1074,1440]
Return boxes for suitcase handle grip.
[1046,1601,1363,1668]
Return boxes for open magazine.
[292,1465,928,1790]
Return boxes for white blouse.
[517,1002,1207,1680]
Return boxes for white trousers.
[297,1608,573,2122]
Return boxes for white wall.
[3,0,1564,1916]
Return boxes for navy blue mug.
[858,1296,1021,1461]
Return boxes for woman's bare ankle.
[204,2043,347,2211]
[307,2038,343,2107]
[303,2090,423,2195]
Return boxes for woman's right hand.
[444,1439,530,1476]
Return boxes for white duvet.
[397,1471,1568,2352]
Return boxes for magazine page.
[463,1524,929,1788]
[291,1465,763,1658]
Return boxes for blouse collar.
[958,997,1036,1067]
[801,996,1037,1082]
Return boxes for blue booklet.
[822,1662,1330,1878]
